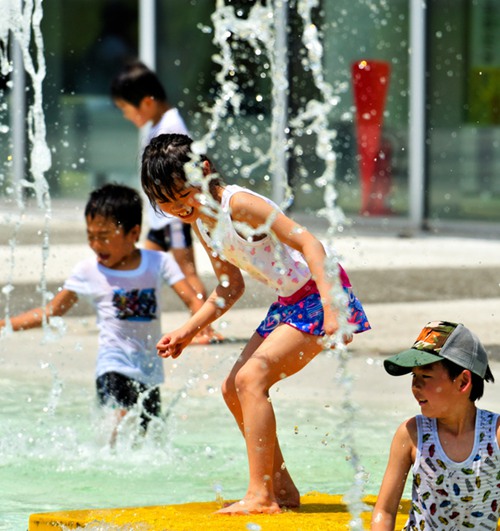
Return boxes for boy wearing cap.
[371,320,500,531]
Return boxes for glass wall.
[307,0,410,217]
[157,0,412,218]
[156,1,276,201]
[1,0,499,226]
[42,0,140,197]
[38,0,411,220]
[426,0,500,223]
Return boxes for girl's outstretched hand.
[156,327,194,358]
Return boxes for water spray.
[197,1,367,525]
[0,0,53,335]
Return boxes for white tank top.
[406,409,500,530]
[196,185,312,297]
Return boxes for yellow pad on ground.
[29,492,411,530]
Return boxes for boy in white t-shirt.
[0,184,204,444]
[110,61,221,344]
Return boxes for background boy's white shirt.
[63,249,184,386]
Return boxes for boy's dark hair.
[141,133,221,214]
[85,183,142,234]
[110,60,167,107]
[441,358,494,402]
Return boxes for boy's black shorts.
[147,221,192,251]
[96,371,161,430]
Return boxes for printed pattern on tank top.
[196,185,311,297]
[405,410,500,530]
[196,185,354,297]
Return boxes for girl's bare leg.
[273,444,301,508]
[218,326,323,515]
[221,333,300,508]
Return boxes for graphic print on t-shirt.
[112,288,157,321]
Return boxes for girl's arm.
[230,191,340,336]
[0,289,78,331]
[371,418,416,531]
[170,278,205,315]
[156,225,245,358]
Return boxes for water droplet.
[2,284,14,295]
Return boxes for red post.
[351,60,391,215]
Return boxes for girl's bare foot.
[276,491,300,509]
[216,495,281,515]
[274,472,300,508]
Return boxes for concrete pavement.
[1,199,499,361]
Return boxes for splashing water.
[193,0,352,335]
[295,2,366,526]
[188,1,366,526]
[186,0,293,249]
[0,1,370,528]
[0,0,52,334]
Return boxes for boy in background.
[111,61,221,343]
[372,320,499,530]
[0,184,204,445]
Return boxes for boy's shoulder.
[400,415,418,434]
[141,248,174,263]
[70,251,174,277]
[478,408,500,437]
[68,255,98,275]
[150,107,189,138]
[394,416,419,446]
[141,249,185,284]
[141,248,180,272]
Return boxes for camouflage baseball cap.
[384,320,491,379]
